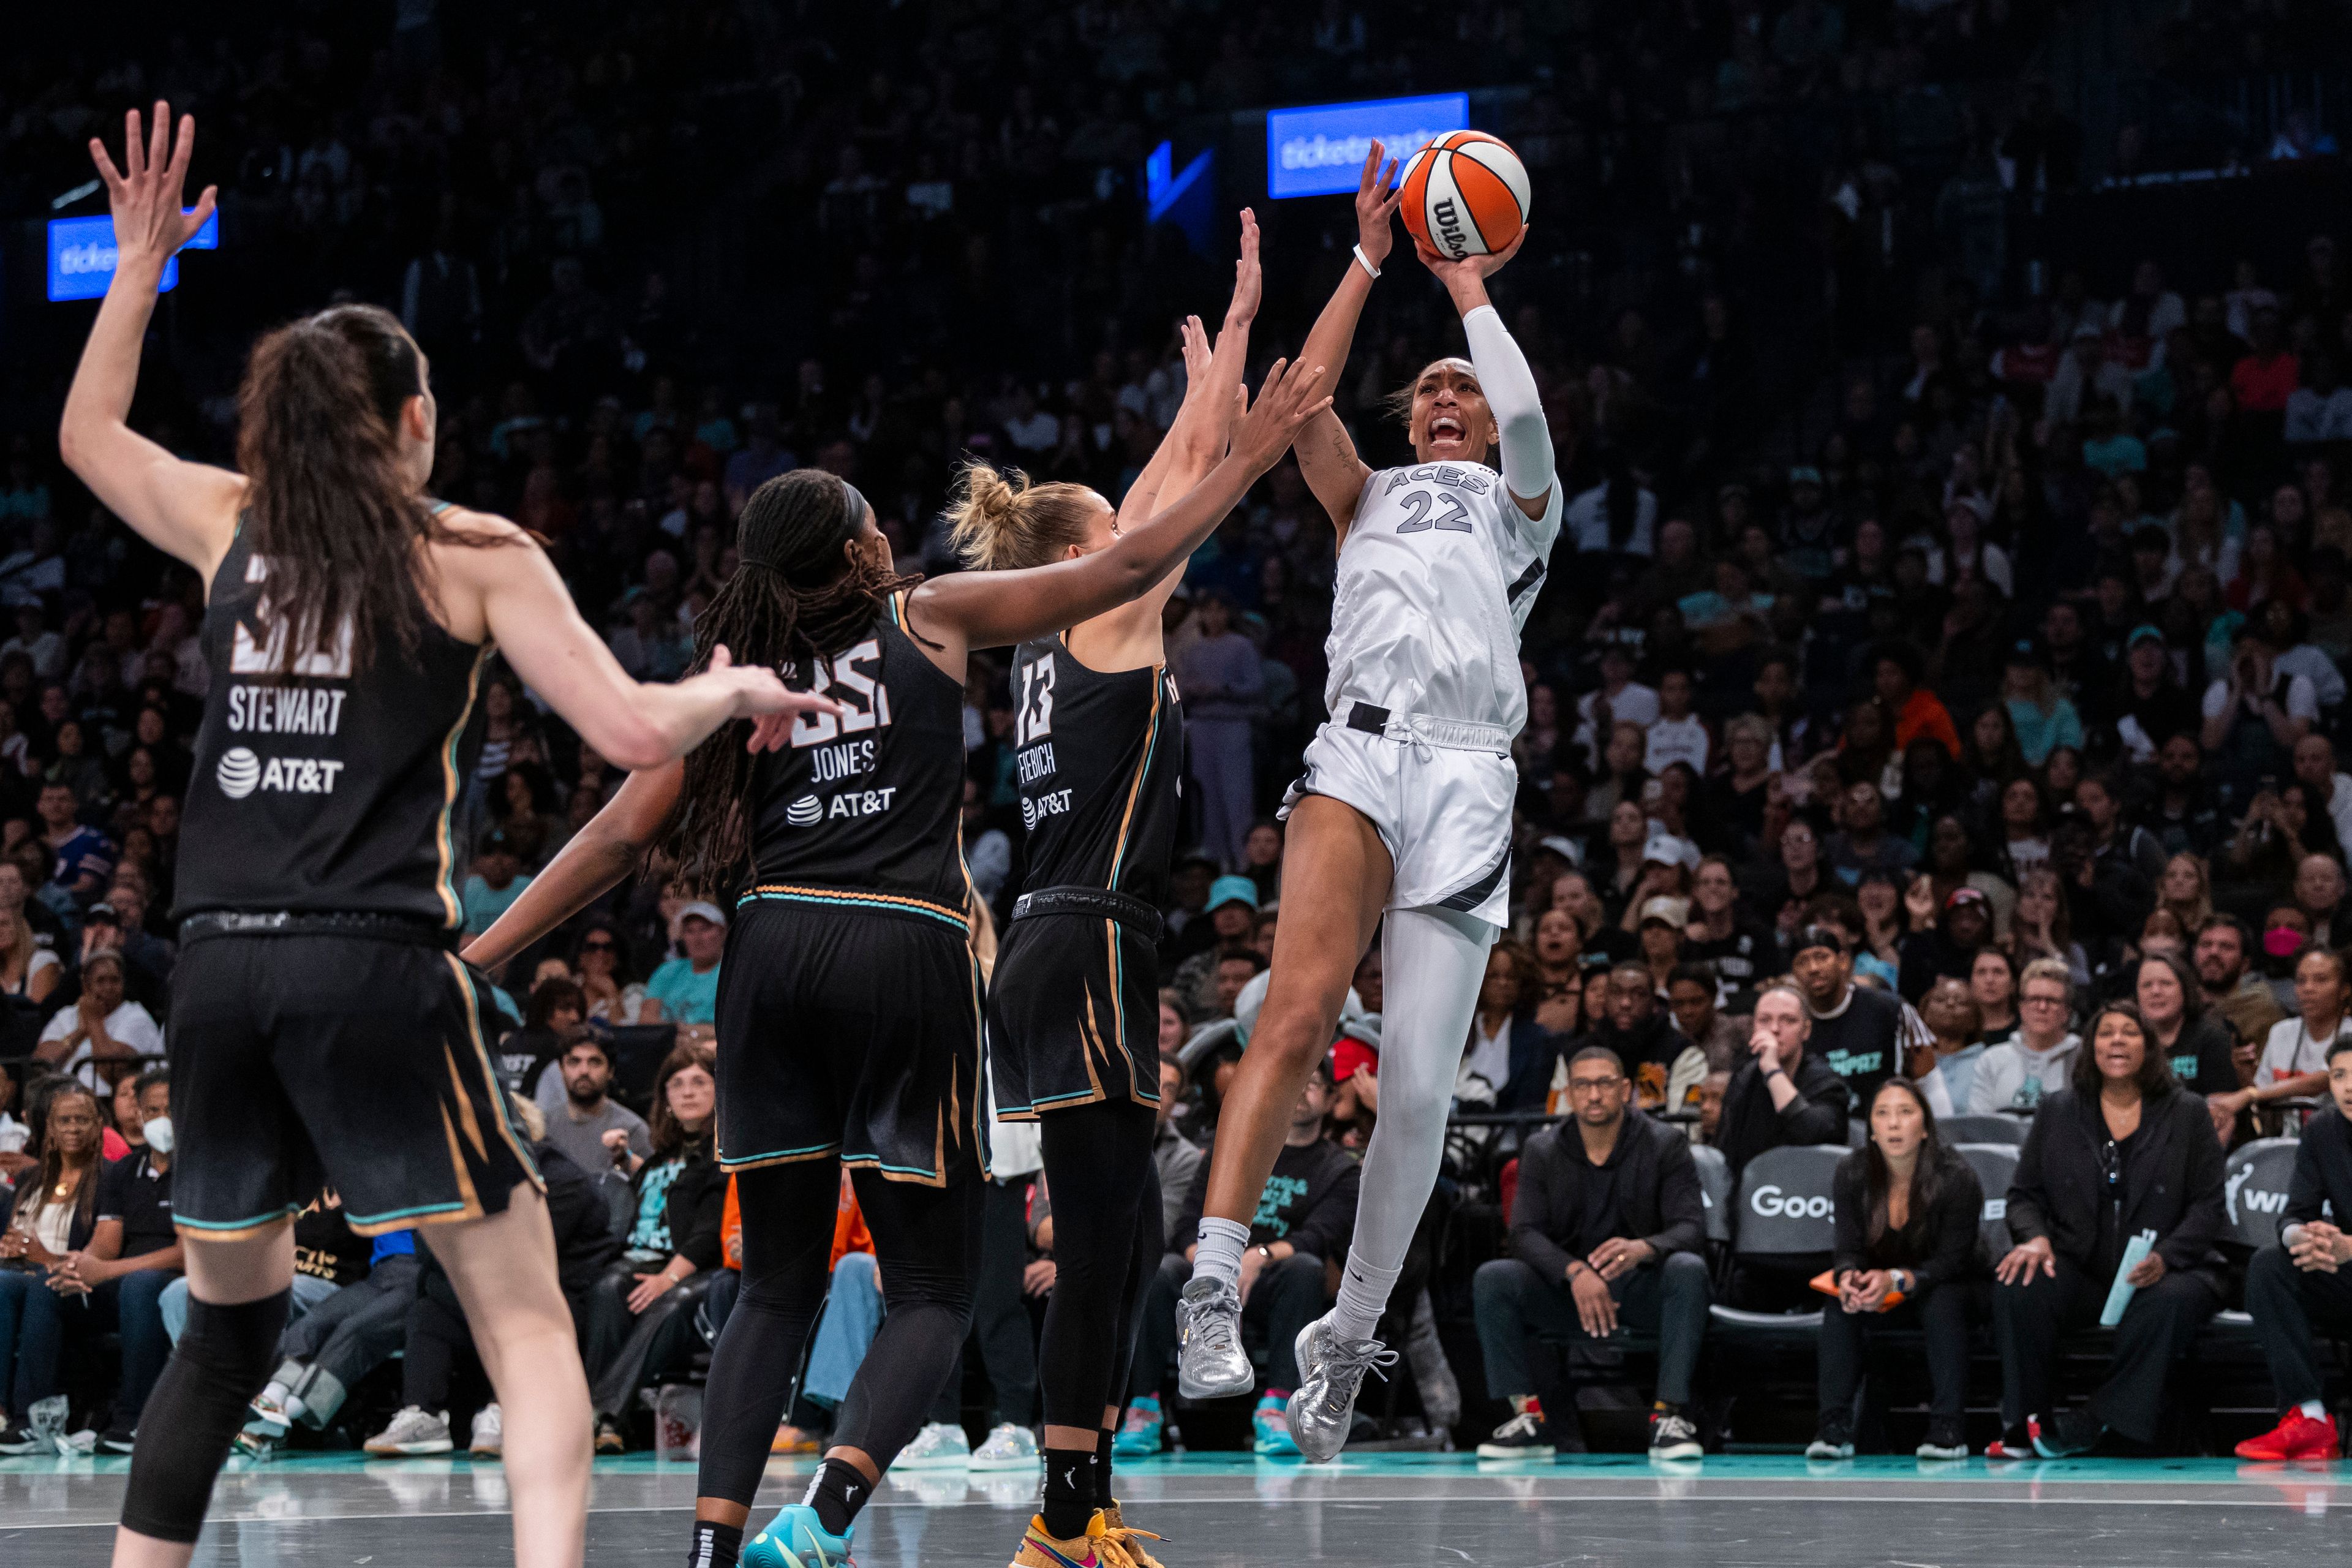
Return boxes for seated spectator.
[1588,961,1681,1110]
[1473,1046,1710,1462]
[1972,960,2083,1116]
[572,918,650,1025]
[2234,1031,2352,1461]
[2209,944,2349,1136]
[372,1096,616,1458]
[1810,1078,1986,1460]
[38,780,115,905]
[92,884,173,999]
[1663,962,1744,1126]
[790,1174,883,1453]
[2134,950,2237,1101]
[0,1080,104,1450]
[461,827,533,937]
[1970,948,2021,1049]
[1992,1000,2226,1457]
[34,951,162,1089]
[583,1042,725,1452]
[0,892,59,1007]
[1791,924,1930,1107]
[498,974,590,1097]
[1459,940,1565,1115]
[1825,781,1919,887]
[1151,1048,1205,1241]
[52,1068,181,1450]
[534,1034,652,1176]
[1912,976,1986,1115]
[1141,1063,1357,1457]
[643,901,727,1027]
[2193,913,2286,1060]
[1682,856,1782,997]
[1898,886,1994,1001]
[1714,981,1854,1175]
[235,1227,423,1450]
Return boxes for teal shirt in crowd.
[646,956,722,1025]
[2006,696,2084,767]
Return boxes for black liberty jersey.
[176,516,489,925]
[741,594,970,931]
[1008,637,1182,908]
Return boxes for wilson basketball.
[1397,131,1531,262]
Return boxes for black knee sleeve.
[121,1290,291,1544]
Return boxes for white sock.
[2302,1400,2329,1419]
[260,1380,289,1409]
[1331,1255,1403,1343]
[1192,1217,1250,1287]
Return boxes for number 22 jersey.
[1326,459,1562,737]
[742,592,971,930]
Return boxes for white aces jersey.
[1327,459,1564,737]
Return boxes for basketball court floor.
[7,1451,2345,1566]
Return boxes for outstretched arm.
[909,358,1329,658]
[1417,231,1553,522]
[1294,144,1406,535]
[57,104,241,582]
[462,763,684,974]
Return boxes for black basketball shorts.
[170,933,540,1239]
[988,912,1161,1120]
[715,894,987,1186]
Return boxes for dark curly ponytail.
[662,470,921,892]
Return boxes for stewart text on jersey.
[739,594,970,929]
[176,518,489,925]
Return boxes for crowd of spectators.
[4,0,2351,1458]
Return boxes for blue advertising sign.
[47,209,219,302]
[1264,93,1469,200]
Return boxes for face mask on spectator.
[2264,927,2307,960]
[140,1115,174,1155]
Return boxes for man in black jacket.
[1140,1064,1359,1452]
[1716,982,1853,1176]
[1589,962,1682,1108]
[1472,1045,1711,1462]
[2234,1035,2352,1461]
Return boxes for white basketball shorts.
[1279,712,1515,928]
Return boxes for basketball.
[1397,131,1531,262]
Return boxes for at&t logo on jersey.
[216,745,345,799]
[1021,788,1072,830]
[785,796,823,827]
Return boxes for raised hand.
[706,644,842,752]
[1354,143,1407,269]
[89,102,216,276]
[1178,315,1212,386]
[1414,224,1530,290]
[1228,207,1263,324]
[1229,358,1333,472]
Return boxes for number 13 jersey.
[1327,459,1562,736]
[744,593,971,929]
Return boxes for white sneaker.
[894,1421,973,1469]
[470,1403,503,1458]
[968,1422,1039,1471]
[364,1407,453,1457]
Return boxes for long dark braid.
[663,470,921,892]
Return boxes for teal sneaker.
[1113,1396,1163,1459]
[743,1504,854,1568]
[1251,1392,1298,1457]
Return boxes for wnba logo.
[217,747,261,800]
[785,796,822,827]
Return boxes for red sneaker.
[2235,1411,2342,1462]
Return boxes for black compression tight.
[697,1160,979,1509]
[121,1289,290,1544]
[1037,1099,1161,1433]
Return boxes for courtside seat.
[1708,1144,1846,1336]
[1941,1114,2027,1147]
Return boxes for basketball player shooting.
[1175,140,1559,1463]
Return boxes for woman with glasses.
[570,919,647,1026]
[1989,1000,2226,1457]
